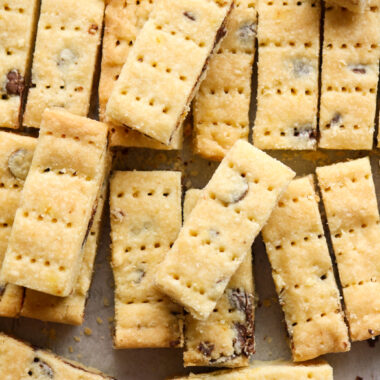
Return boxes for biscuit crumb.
[103,297,110,307]
[84,327,92,336]
[108,316,114,324]
[68,346,74,353]
[73,336,81,343]
[263,299,271,308]
[96,317,103,325]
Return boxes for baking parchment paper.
[1,25,380,380]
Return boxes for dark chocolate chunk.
[293,124,316,140]
[6,70,24,96]
[30,358,54,378]
[198,341,214,357]
[8,149,33,180]
[88,24,99,35]
[293,59,313,77]
[133,269,145,284]
[169,339,181,347]
[331,112,342,127]
[350,64,366,74]
[183,11,196,21]
[367,335,379,348]
[228,288,255,356]
[238,22,256,44]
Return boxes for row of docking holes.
[2,5,24,13]
[205,88,247,96]
[45,131,97,146]
[333,220,378,239]
[22,210,74,230]
[323,173,370,192]
[198,121,248,130]
[274,233,324,251]
[259,41,378,51]
[117,189,172,198]
[266,0,317,7]
[39,167,93,182]
[0,182,20,189]
[14,253,66,272]
[124,241,173,252]
[260,87,314,96]
[130,0,229,8]
[290,308,341,327]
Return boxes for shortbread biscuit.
[22,0,105,128]
[170,360,333,379]
[106,0,234,145]
[327,0,368,13]
[99,0,182,150]
[0,0,39,128]
[193,0,257,160]
[20,160,109,325]
[183,189,255,367]
[1,109,108,297]
[317,158,380,341]
[0,333,116,379]
[253,0,321,149]
[156,140,295,320]
[0,132,36,317]
[262,176,350,361]
[319,2,380,149]
[110,171,183,348]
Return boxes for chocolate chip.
[368,335,379,348]
[169,339,181,347]
[330,112,342,127]
[233,322,255,356]
[183,11,196,21]
[349,64,367,74]
[293,124,316,140]
[198,341,214,357]
[88,24,99,34]
[29,358,54,378]
[217,173,249,205]
[5,70,24,96]
[8,149,33,180]
[110,208,125,222]
[238,22,256,44]
[133,269,145,284]
[293,59,313,77]
[228,288,255,356]
[57,49,77,67]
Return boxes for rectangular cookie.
[319,2,380,149]
[110,171,183,348]
[192,0,257,160]
[105,0,234,146]
[0,131,36,317]
[253,0,321,149]
[183,189,255,367]
[317,157,380,341]
[22,0,105,128]
[20,163,109,325]
[1,109,109,297]
[99,0,182,150]
[156,140,295,320]
[0,0,39,128]
[170,360,333,379]
[0,333,116,379]
[262,176,350,361]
